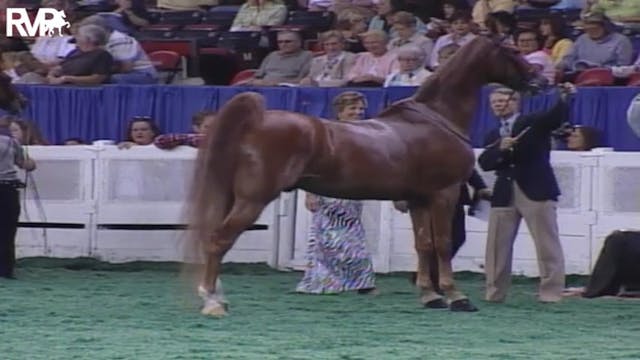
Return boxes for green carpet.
[1,258,638,360]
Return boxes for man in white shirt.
[79,15,158,84]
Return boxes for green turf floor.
[1,258,638,360]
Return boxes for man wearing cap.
[558,12,633,73]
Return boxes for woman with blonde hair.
[296,91,376,295]
[230,0,287,32]
[299,30,357,87]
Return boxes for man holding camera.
[0,117,36,279]
[478,84,574,303]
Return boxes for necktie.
[500,120,511,137]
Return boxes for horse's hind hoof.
[201,303,228,317]
[424,298,448,309]
[449,299,478,312]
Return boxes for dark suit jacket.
[478,99,568,207]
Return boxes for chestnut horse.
[0,72,27,113]
[187,36,539,316]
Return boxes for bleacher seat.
[574,68,615,86]
[628,73,640,86]
[230,69,256,85]
[156,10,203,25]
[216,31,262,51]
[148,50,182,84]
[174,24,221,47]
[286,11,334,32]
[137,24,179,39]
[201,6,241,29]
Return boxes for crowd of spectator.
[0,0,639,145]
[0,0,638,88]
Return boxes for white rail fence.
[15,146,640,275]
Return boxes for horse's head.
[480,35,544,94]
[0,72,28,114]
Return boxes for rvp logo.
[5,8,70,37]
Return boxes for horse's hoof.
[424,298,448,309]
[449,299,478,312]
[201,304,228,317]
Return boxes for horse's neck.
[413,64,485,134]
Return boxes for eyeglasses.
[277,39,294,44]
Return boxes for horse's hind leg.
[199,198,266,317]
[431,187,478,312]
[409,203,447,309]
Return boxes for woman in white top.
[384,45,432,87]
[299,30,357,87]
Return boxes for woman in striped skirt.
[296,91,376,294]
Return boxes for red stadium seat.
[627,72,640,86]
[574,68,615,86]
[148,50,182,84]
[230,69,256,85]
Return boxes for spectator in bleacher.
[0,116,36,280]
[157,0,218,11]
[79,15,158,84]
[333,7,369,53]
[0,0,30,53]
[306,0,374,13]
[8,118,48,145]
[46,24,114,85]
[539,16,574,66]
[230,0,288,32]
[383,45,432,87]
[118,117,162,149]
[433,43,460,70]
[387,11,434,64]
[429,10,475,69]
[586,0,640,24]
[472,0,515,31]
[154,110,216,149]
[100,0,153,35]
[485,10,517,44]
[426,0,471,39]
[516,29,556,85]
[368,0,427,38]
[296,91,376,295]
[299,30,357,87]
[30,0,76,67]
[236,30,312,86]
[345,30,398,87]
[557,12,633,73]
[63,138,86,145]
[1,52,48,84]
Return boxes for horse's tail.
[185,92,265,259]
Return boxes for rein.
[400,100,472,145]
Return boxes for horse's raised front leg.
[200,198,266,317]
[431,186,478,312]
[408,203,447,309]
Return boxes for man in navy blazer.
[478,84,574,303]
